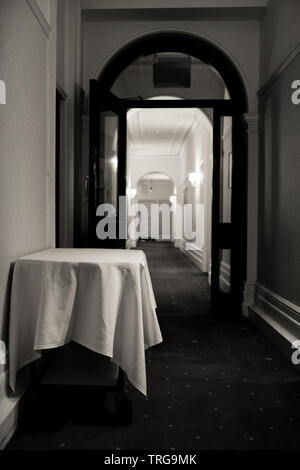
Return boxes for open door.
[88,80,127,248]
[211,109,246,311]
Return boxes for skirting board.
[177,241,203,271]
[248,283,300,371]
[0,371,18,449]
[0,368,29,449]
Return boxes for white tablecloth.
[9,248,162,396]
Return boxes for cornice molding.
[258,43,300,99]
[26,0,51,39]
[255,283,300,323]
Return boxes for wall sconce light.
[130,188,137,199]
[111,155,118,171]
[169,195,177,205]
[188,171,202,187]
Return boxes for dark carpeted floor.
[7,241,300,450]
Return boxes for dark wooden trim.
[230,113,248,308]
[96,89,233,112]
[87,102,247,312]
[74,86,85,247]
[55,91,61,248]
[121,99,233,113]
[96,31,248,113]
[56,81,67,100]
[88,80,100,247]
[117,110,127,247]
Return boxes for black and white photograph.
[0,0,300,461]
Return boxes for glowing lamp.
[169,195,177,205]
[188,171,202,187]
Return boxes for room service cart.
[8,248,162,428]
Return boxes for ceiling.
[127,108,200,157]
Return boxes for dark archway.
[85,30,248,312]
[96,31,248,113]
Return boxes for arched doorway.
[85,31,248,312]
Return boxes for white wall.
[137,179,174,202]
[178,113,213,272]
[128,153,182,246]
[0,0,57,447]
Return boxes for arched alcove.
[95,30,248,113]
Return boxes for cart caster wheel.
[114,393,133,426]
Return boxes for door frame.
[55,88,67,248]
[88,89,246,311]
[78,31,248,312]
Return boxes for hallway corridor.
[7,242,300,450]
[139,241,210,318]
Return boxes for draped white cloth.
[9,248,162,396]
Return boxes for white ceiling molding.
[128,108,202,157]
[258,44,300,99]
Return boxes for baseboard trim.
[0,398,19,450]
[248,283,300,367]
[0,371,17,449]
[174,239,185,250]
